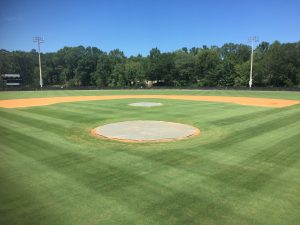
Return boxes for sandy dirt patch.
[0,95,299,108]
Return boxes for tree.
[258,41,300,87]
[146,48,168,83]
[1,41,300,89]
[234,61,250,86]
[174,51,196,86]
[124,60,146,86]
[195,48,222,86]
[110,63,126,86]
[91,53,111,86]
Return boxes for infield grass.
[0,90,299,225]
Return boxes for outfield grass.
[0,90,299,225]
[0,89,300,100]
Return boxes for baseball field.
[0,89,299,225]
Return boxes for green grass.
[0,90,299,225]
[0,89,300,100]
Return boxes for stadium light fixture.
[33,36,44,89]
[248,36,259,88]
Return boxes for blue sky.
[0,0,299,56]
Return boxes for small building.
[2,74,22,86]
[145,80,165,87]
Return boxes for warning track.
[0,95,299,108]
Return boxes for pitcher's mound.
[129,102,163,107]
[92,120,200,142]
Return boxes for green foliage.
[110,63,125,87]
[0,41,299,87]
[195,49,222,86]
[124,60,146,86]
[234,61,250,86]
[257,41,300,87]
[174,51,196,85]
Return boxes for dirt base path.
[0,95,299,108]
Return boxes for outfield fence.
[1,85,300,92]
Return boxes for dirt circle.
[92,120,200,142]
[128,102,163,107]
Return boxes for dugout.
[2,74,22,87]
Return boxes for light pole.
[33,36,44,89]
[248,36,259,88]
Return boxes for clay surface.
[0,95,299,108]
[128,102,163,107]
[92,120,200,142]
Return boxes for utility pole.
[33,36,44,89]
[248,36,259,88]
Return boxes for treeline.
[0,41,300,88]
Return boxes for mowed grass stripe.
[0,111,68,136]
[1,127,232,224]
[1,90,299,225]
[204,108,300,148]
[0,126,163,224]
[0,89,300,100]
[0,146,148,225]
[0,110,239,222]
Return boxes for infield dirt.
[0,95,299,108]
